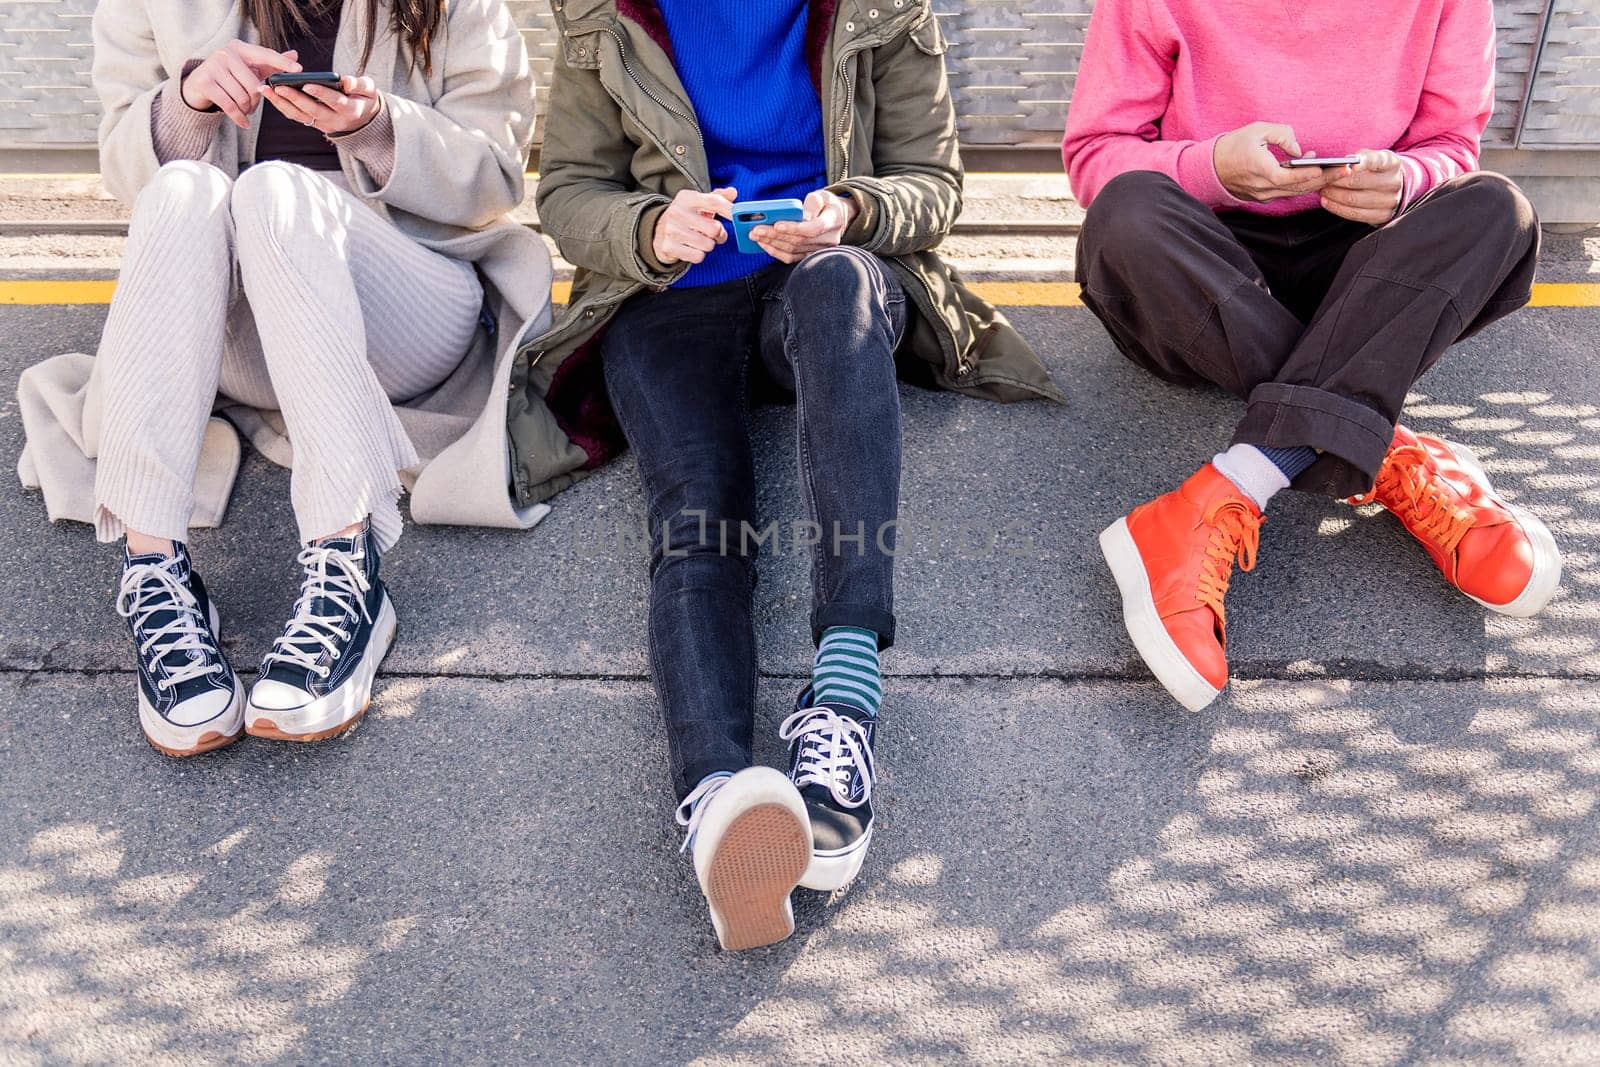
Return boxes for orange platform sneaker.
[1350,425,1561,617]
[1099,465,1263,711]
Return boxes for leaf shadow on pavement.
[3,301,1600,1063]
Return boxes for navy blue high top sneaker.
[247,524,397,741]
[781,686,878,892]
[116,544,243,756]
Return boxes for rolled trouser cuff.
[1232,382,1397,498]
[813,603,896,651]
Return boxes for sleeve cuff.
[1396,154,1429,214]
[151,64,225,164]
[825,181,881,246]
[634,201,675,276]
[177,59,221,113]
[330,96,395,187]
[1176,134,1248,211]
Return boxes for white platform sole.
[1444,441,1563,618]
[137,603,244,757]
[246,593,397,742]
[800,826,873,892]
[1099,518,1223,712]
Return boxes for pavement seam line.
[4,666,1597,684]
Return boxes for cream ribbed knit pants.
[92,159,483,551]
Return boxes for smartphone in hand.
[1281,154,1363,169]
[265,72,343,89]
[732,199,806,254]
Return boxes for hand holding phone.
[265,74,382,135]
[1214,121,1351,203]
[745,189,855,263]
[1318,149,1405,225]
[733,199,807,254]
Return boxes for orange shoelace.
[1194,501,1261,633]
[1359,445,1475,557]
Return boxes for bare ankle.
[314,519,367,546]
[126,531,177,558]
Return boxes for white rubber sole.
[799,826,873,892]
[1099,518,1223,712]
[1445,441,1563,618]
[246,593,397,742]
[137,603,244,757]
[692,767,812,952]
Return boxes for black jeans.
[602,247,907,798]
[1076,170,1540,498]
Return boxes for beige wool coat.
[17,0,558,533]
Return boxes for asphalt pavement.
[3,236,1600,1064]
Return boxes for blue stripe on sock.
[814,664,883,688]
[813,625,882,715]
[820,630,877,650]
[1257,445,1319,481]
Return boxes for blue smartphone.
[732,199,806,254]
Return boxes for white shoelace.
[116,563,222,691]
[673,773,731,854]
[780,707,876,809]
[260,545,373,678]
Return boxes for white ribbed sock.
[1212,443,1290,510]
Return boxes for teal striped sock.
[812,626,882,716]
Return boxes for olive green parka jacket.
[507,0,1064,507]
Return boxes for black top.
[255,1,345,171]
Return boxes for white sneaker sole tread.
[702,802,812,951]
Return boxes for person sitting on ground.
[19,0,547,754]
[1062,0,1561,712]
[532,0,1058,950]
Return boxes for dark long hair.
[243,0,445,76]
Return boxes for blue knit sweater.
[658,0,828,288]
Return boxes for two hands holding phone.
[1213,121,1405,225]
[180,40,380,135]
[650,187,857,267]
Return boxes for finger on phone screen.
[1258,123,1303,158]
[237,42,301,75]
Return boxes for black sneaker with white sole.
[116,544,243,757]
[246,524,396,742]
[781,686,878,892]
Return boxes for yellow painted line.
[1,280,118,305]
[3,278,1598,309]
[969,281,1082,307]
[1528,283,1600,308]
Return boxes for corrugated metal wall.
[1,0,1595,153]
[1517,0,1600,145]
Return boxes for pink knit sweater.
[1060,0,1496,215]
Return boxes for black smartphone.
[1281,154,1363,169]
[265,72,343,88]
